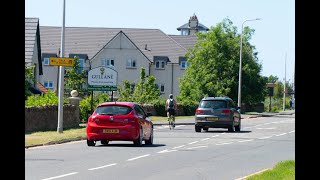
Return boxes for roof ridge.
[40,26,161,31]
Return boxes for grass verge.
[25,127,86,147]
[245,160,295,180]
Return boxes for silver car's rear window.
[199,100,227,109]
[95,105,132,115]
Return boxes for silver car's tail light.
[196,109,204,115]
[222,109,231,114]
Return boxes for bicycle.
[168,114,175,130]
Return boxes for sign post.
[87,67,118,112]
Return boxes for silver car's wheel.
[195,125,201,132]
[235,120,241,132]
[228,121,235,132]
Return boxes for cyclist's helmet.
[169,94,173,99]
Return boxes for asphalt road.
[25,114,295,180]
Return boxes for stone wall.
[25,104,79,133]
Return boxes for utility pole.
[283,53,287,111]
[57,0,66,133]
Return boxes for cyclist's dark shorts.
[167,109,175,116]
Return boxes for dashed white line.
[221,132,226,135]
[41,172,78,180]
[175,125,185,128]
[288,130,295,133]
[88,163,117,170]
[127,154,150,161]
[200,138,210,141]
[187,146,208,150]
[188,141,199,145]
[211,135,220,137]
[257,127,276,130]
[238,139,254,143]
[275,133,287,136]
[258,136,273,139]
[172,145,185,149]
[216,142,233,145]
[157,149,178,154]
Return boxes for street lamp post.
[237,18,261,113]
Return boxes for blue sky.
[25,0,295,83]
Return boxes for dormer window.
[155,60,165,69]
[180,61,190,69]
[43,58,50,65]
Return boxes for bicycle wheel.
[171,115,175,129]
[168,116,173,130]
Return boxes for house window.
[44,81,54,89]
[43,58,50,65]
[155,60,165,69]
[158,84,165,93]
[101,58,114,67]
[180,61,190,69]
[77,59,84,73]
[126,58,137,68]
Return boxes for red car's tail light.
[222,109,231,114]
[196,109,204,114]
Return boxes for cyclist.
[166,94,177,127]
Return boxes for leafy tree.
[117,80,135,102]
[25,65,35,99]
[267,75,279,83]
[118,67,160,104]
[179,18,267,105]
[25,90,62,106]
[132,67,161,104]
[64,56,86,96]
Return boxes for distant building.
[177,14,209,35]
[25,18,44,94]
[26,14,206,98]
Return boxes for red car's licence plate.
[103,129,119,133]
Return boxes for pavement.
[151,110,295,126]
[25,110,295,149]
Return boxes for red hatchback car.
[86,102,153,147]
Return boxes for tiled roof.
[25,18,39,64]
[169,35,198,50]
[36,82,48,93]
[40,26,189,63]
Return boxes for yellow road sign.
[49,57,74,66]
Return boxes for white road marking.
[238,139,254,143]
[127,154,150,161]
[172,145,185,149]
[41,172,78,180]
[263,123,271,125]
[258,136,273,139]
[288,130,295,133]
[216,142,233,145]
[88,163,117,170]
[211,135,220,137]
[200,138,210,141]
[188,141,199,145]
[221,132,226,135]
[187,146,208,150]
[175,125,185,128]
[157,149,178,154]
[275,133,287,136]
[256,127,276,130]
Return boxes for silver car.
[195,97,241,132]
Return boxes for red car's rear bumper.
[86,123,139,141]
